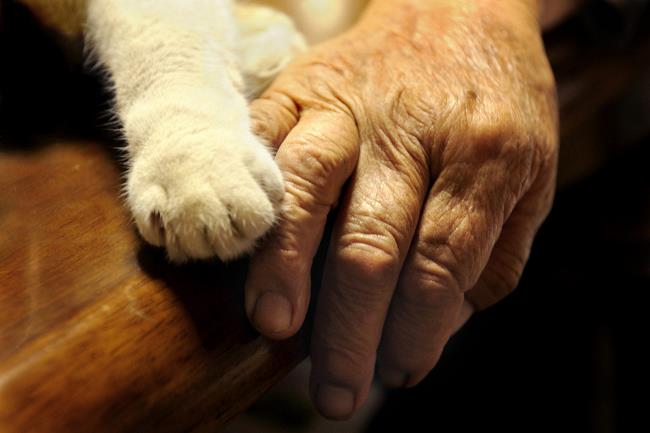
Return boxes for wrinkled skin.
[245,0,559,420]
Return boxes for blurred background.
[1,0,649,432]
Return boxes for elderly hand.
[245,0,558,419]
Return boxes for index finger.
[245,109,359,339]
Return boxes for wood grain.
[0,140,307,433]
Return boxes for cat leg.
[87,0,284,262]
[233,2,307,98]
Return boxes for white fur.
[82,0,305,262]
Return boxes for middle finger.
[310,135,429,419]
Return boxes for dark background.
[366,141,650,432]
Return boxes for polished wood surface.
[0,139,307,433]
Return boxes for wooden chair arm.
[0,140,307,433]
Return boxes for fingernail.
[252,291,293,335]
[315,384,355,420]
[379,368,409,388]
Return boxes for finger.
[377,160,523,388]
[466,170,555,310]
[309,140,430,419]
[249,92,299,150]
[245,109,359,339]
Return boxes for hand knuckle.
[412,238,465,293]
[337,228,401,283]
[313,337,373,380]
[403,273,463,310]
[283,172,334,211]
[487,248,526,292]
[292,142,341,181]
[338,242,398,283]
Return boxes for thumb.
[249,92,300,151]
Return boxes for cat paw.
[235,3,307,98]
[127,132,284,262]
